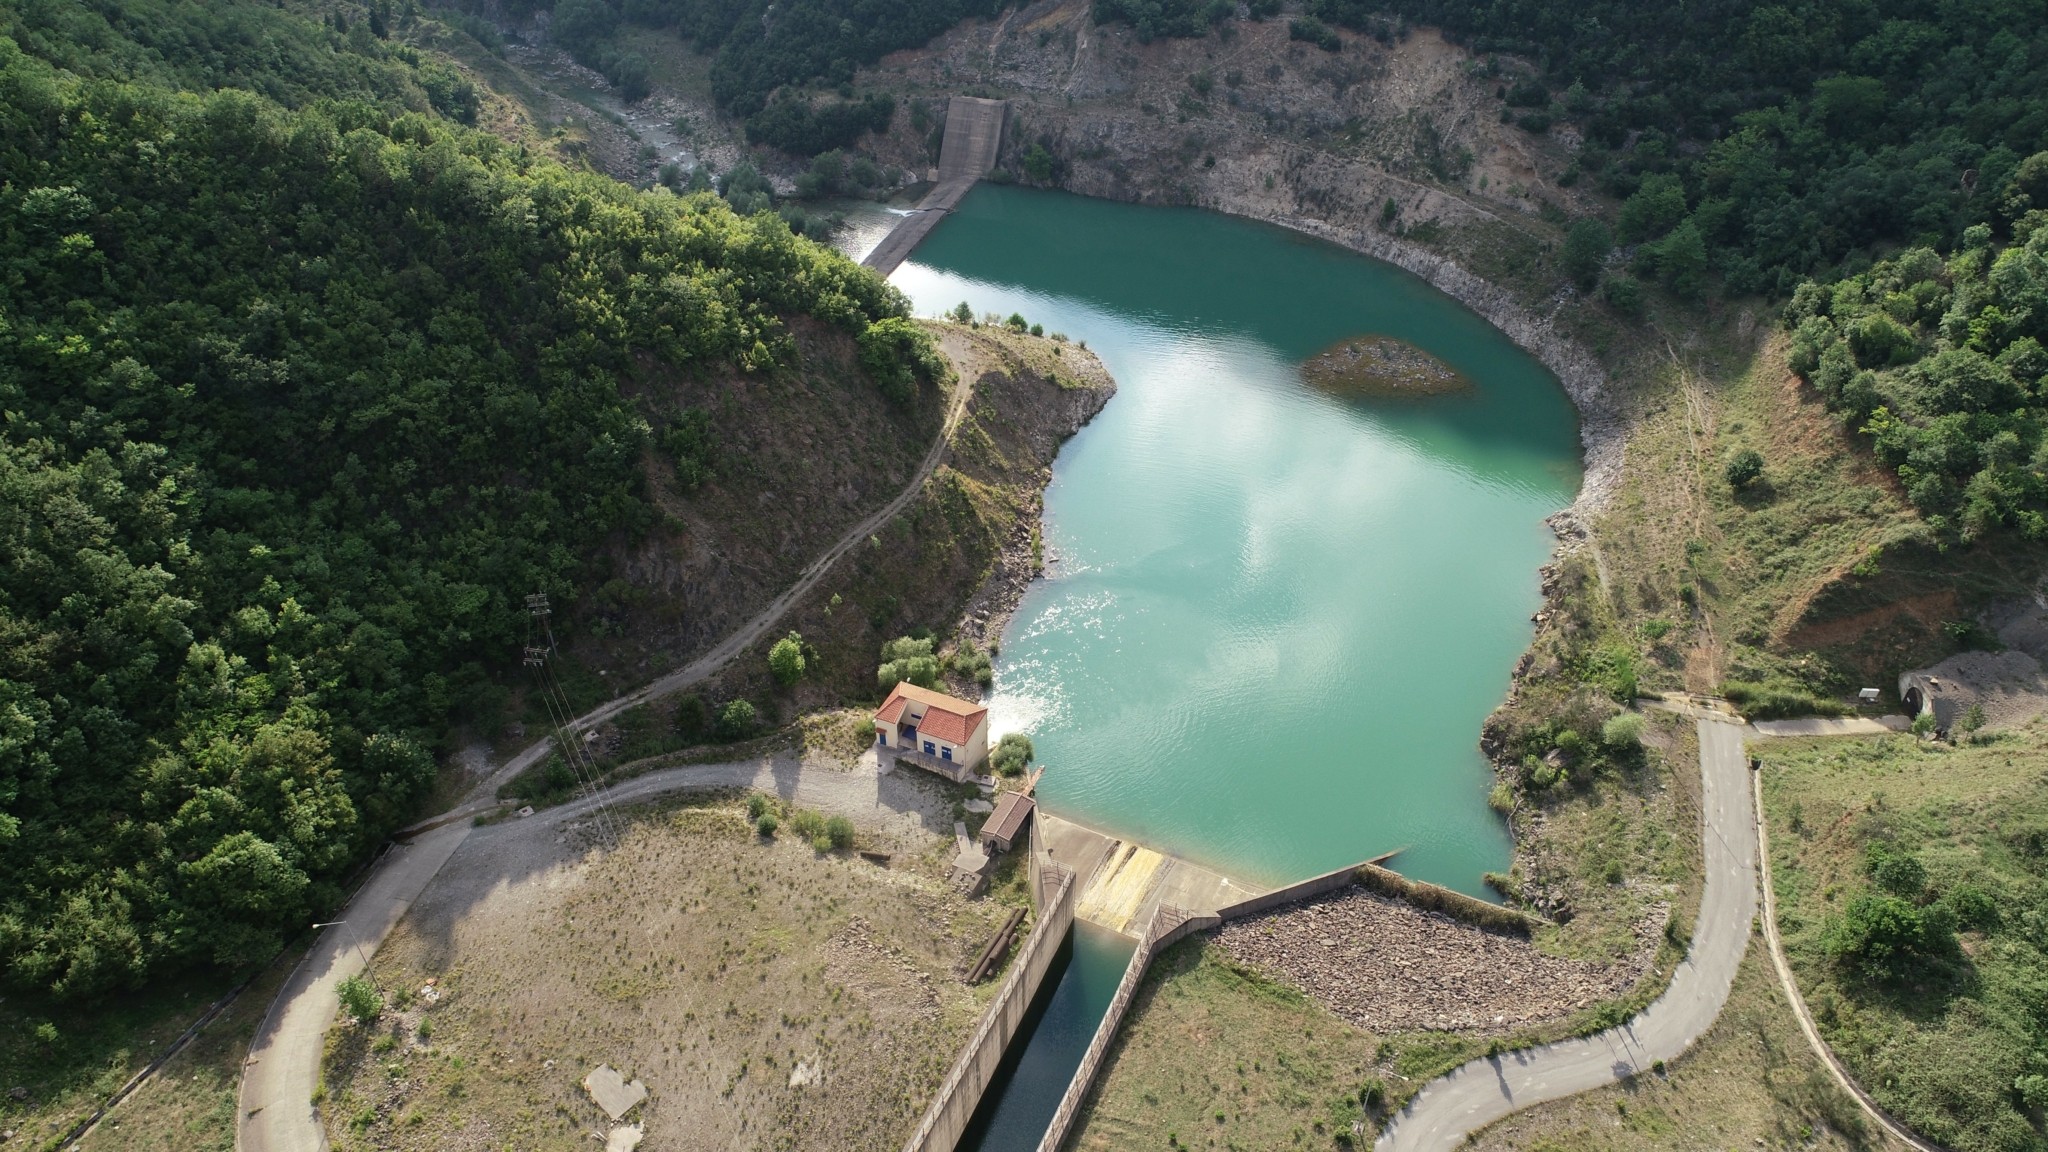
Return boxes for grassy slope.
[1471,945,1884,1152]
[1762,727,2048,1152]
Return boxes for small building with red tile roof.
[875,682,989,775]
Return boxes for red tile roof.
[875,682,986,746]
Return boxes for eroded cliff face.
[857,6,1623,524]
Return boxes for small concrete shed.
[978,792,1035,854]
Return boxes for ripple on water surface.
[885,186,1582,894]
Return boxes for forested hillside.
[1361,0,2046,297]
[0,4,934,998]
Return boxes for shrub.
[1601,712,1645,748]
[338,974,383,1024]
[824,815,855,849]
[1940,884,1999,931]
[878,636,941,690]
[992,732,1035,775]
[755,812,779,837]
[951,641,995,686]
[746,793,770,821]
[1007,312,1029,331]
[1864,843,1927,897]
[1022,143,1056,184]
[768,631,806,686]
[1601,274,1645,316]
[951,301,974,323]
[1288,16,1341,50]
[1824,892,1951,982]
[858,317,946,404]
[1560,218,1612,289]
[1724,448,1765,490]
[717,699,758,739]
[674,694,710,739]
[788,809,827,841]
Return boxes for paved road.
[235,330,979,1152]
[1375,712,1758,1152]
[236,824,467,1152]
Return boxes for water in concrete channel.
[955,922,1135,1152]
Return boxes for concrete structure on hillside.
[862,96,1006,276]
[876,681,989,779]
[979,792,1035,854]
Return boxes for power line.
[523,592,622,849]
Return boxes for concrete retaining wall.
[1213,859,1373,920]
[900,860,1075,1152]
[1032,853,1532,1152]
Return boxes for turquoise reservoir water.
[887,185,1582,895]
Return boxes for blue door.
[876,730,886,746]
[923,741,936,755]
[941,747,953,762]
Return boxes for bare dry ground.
[320,784,1021,1152]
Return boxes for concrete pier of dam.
[864,96,1007,277]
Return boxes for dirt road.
[1374,711,1758,1152]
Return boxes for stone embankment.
[1213,888,1645,1036]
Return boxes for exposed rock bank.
[1212,887,1649,1036]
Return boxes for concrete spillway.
[863,96,1006,277]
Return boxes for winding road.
[1376,709,1758,1152]
[234,341,978,1152]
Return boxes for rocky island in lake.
[1301,334,1471,398]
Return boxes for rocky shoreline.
[944,331,1117,660]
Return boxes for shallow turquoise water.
[888,185,1581,895]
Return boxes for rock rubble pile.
[1213,888,1638,1035]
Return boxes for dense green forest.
[528,0,999,118]
[0,2,930,998]
[1788,204,2048,542]
[1359,0,2047,298]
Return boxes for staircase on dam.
[862,96,1007,276]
